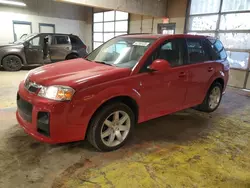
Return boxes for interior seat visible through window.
[158,39,185,67]
[186,38,211,63]
[139,38,186,72]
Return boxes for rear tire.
[66,54,78,60]
[196,82,222,113]
[2,55,22,71]
[87,103,135,152]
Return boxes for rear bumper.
[16,81,87,144]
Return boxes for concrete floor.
[1,70,250,188]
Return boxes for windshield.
[86,37,156,68]
[13,34,37,44]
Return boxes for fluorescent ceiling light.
[0,0,26,7]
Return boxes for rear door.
[183,37,216,107]
[49,35,71,61]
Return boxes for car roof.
[35,33,78,36]
[121,34,216,40]
[122,34,163,39]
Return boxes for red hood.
[28,58,131,90]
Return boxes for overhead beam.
[54,0,168,17]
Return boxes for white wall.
[0,12,85,42]
[0,0,92,50]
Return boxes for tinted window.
[70,36,83,45]
[158,39,185,67]
[187,38,210,63]
[54,35,69,45]
[140,38,186,72]
[220,50,227,59]
[208,39,227,60]
[202,40,214,60]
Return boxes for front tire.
[87,103,135,152]
[2,55,22,71]
[196,82,222,112]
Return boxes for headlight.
[38,85,75,101]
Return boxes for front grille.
[24,79,41,93]
[17,93,33,122]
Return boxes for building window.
[93,11,129,50]
[186,0,250,70]
[13,21,32,41]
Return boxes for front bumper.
[16,81,86,144]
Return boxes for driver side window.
[28,36,40,47]
[140,38,186,72]
[158,39,185,67]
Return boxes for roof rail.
[126,33,151,35]
[114,33,152,38]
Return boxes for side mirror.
[147,59,171,73]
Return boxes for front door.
[138,38,188,120]
[24,35,44,64]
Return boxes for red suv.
[16,34,229,151]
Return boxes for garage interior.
[0,0,250,187]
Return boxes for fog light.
[37,112,50,137]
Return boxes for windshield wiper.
[85,58,113,66]
[85,58,91,61]
[94,61,113,66]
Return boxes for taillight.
[83,44,86,49]
[223,60,230,71]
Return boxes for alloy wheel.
[100,110,131,147]
[208,86,221,109]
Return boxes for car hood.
[0,43,23,49]
[28,58,131,90]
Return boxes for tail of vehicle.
[207,37,229,88]
[69,35,88,55]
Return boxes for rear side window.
[208,39,227,60]
[54,35,70,45]
[186,38,210,63]
[70,36,83,45]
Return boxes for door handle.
[179,72,187,78]
[208,67,214,72]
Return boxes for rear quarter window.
[70,36,83,45]
[208,39,227,60]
